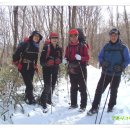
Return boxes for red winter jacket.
[65,42,89,65]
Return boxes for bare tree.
[21,6,27,39]
[68,6,72,30]
[107,6,114,27]
[13,6,19,52]
[71,6,77,28]
[116,6,119,29]
[124,6,130,48]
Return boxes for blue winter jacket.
[98,40,130,76]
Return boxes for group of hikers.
[12,28,130,114]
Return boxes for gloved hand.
[75,54,81,61]
[113,65,124,73]
[55,58,61,65]
[62,58,68,64]
[34,64,39,73]
[101,61,110,70]
[18,63,22,71]
[46,59,54,67]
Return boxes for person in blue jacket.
[87,28,130,115]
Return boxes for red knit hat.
[69,29,79,35]
[49,32,59,38]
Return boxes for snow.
[0,65,130,125]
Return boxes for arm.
[122,47,130,68]
[98,47,105,65]
[12,42,26,62]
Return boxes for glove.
[62,58,68,64]
[46,59,54,67]
[17,63,22,71]
[101,61,110,70]
[34,64,39,73]
[75,54,81,61]
[113,65,124,73]
[55,58,61,65]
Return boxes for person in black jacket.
[13,31,42,105]
[40,32,62,113]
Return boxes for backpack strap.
[103,42,125,62]
[76,42,85,55]
[17,42,29,63]
[46,44,51,59]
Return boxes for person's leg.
[69,74,79,107]
[52,66,59,88]
[78,66,87,109]
[40,67,51,108]
[21,68,35,103]
[47,66,59,104]
[91,73,111,110]
[108,75,121,110]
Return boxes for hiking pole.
[36,72,45,105]
[99,72,115,124]
[67,73,70,105]
[36,72,44,88]
[95,73,107,124]
[55,67,60,97]
[78,61,92,105]
[50,86,53,114]
[65,64,70,105]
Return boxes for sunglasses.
[69,34,78,37]
[51,37,58,39]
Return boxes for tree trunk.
[71,6,77,28]
[21,6,26,39]
[13,6,19,52]
[68,6,71,30]
[60,6,64,52]
[124,6,130,48]
[116,6,119,29]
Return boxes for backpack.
[103,40,125,62]
[76,28,89,49]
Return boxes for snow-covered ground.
[0,65,130,125]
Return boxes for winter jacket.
[40,44,62,67]
[98,40,130,76]
[65,42,89,65]
[13,40,39,66]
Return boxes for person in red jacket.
[40,32,62,113]
[63,29,89,112]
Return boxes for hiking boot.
[42,107,49,113]
[29,99,36,105]
[47,101,55,107]
[69,105,78,109]
[25,98,36,105]
[78,107,86,112]
[107,107,113,113]
[87,108,98,116]
[47,100,52,105]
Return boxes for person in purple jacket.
[87,28,130,115]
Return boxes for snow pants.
[20,63,35,101]
[40,66,59,108]
[92,73,121,109]
[69,66,87,108]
